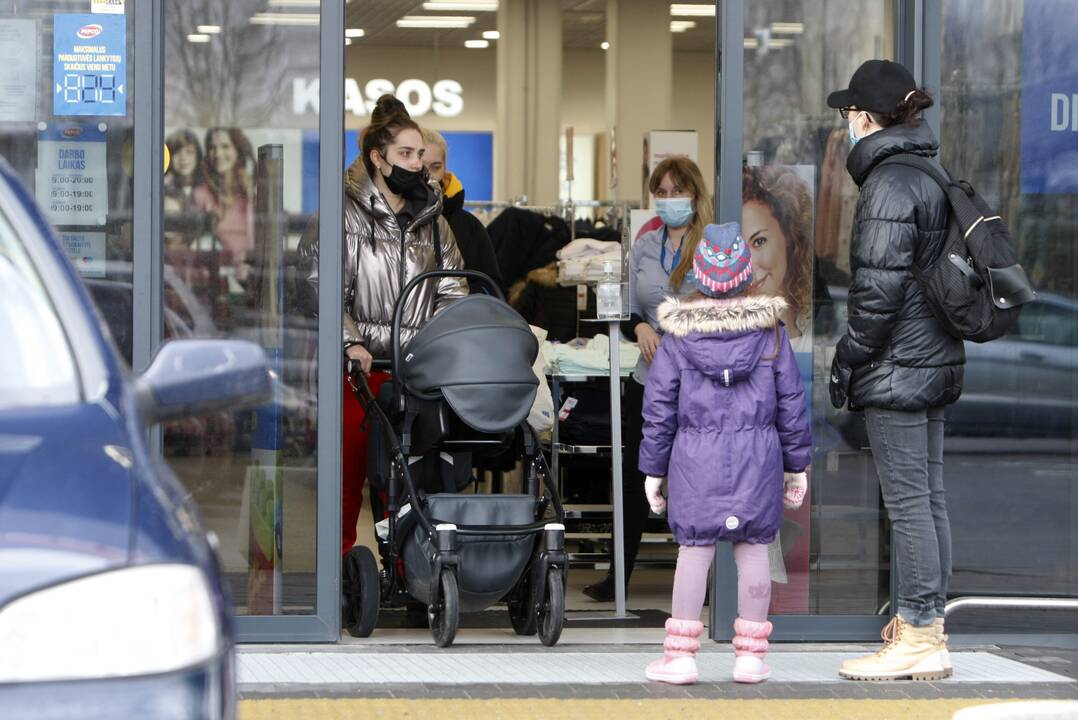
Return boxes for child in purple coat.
[639,222,811,685]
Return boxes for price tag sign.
[53,13,126,117]
[36,123,109,227]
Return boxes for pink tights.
[670,543,771,622]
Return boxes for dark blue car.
[0,158,270,719]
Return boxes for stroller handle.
[391,269,505,382]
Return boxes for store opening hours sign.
[36,123,108,227]
[53,13,126,117]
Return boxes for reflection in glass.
[0,3,136,365]
[742,0,896,615]
[164,1,320,615]
[939,0,1077,631]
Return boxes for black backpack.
[880,154,1036,343]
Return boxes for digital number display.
[63,73,117,104]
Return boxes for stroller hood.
[402,295,539,433]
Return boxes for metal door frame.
[133,0,345,642]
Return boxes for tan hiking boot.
[935,617,953,678]
[839,617,949,681]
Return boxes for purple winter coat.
[638,295,811,546]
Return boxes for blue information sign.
[1021,0,1078,194]
[53,13,126,117]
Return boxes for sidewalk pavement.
[237,630,1078,710]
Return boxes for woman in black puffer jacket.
[826,60,964,683]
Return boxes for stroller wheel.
[538,568,565,647]
[429,568,460,648]
[343,546,380,638]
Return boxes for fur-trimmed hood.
[656,295,788,386]
[657,295,787,337]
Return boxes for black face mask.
[380,158,428,201]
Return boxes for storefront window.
[742,0,897,616]
[940,0,1078,630]
[0,1,135,363]
[164,1,321,616]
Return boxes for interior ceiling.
[343,0,716,53]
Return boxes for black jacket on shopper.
[833,121,965,411]
[440,174,504,295]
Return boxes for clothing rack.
[464,199,638,237]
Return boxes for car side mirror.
[135,339,272,426]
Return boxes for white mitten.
[783,472,807,510]
[644,475,667,515]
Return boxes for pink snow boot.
[645,618,705,685]
[732,617,773,683]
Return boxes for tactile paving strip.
[238,651,1072,686]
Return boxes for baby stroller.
[344,270,568,647]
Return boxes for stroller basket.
[402,494,539,612]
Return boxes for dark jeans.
[610,378,650,584]
[865,406,951,626]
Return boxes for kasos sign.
[293,78,463,119]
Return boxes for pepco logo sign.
[77,24,103,39]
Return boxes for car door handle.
[1020,350,1045,362]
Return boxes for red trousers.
[342,370,390,556]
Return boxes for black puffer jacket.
[835,122,965,411]
[441,173,504,295]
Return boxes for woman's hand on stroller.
[644,475,667,515]
[346,343,373,376]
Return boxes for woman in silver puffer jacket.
[300,94,466,561]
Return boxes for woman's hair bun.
[371,94,411,124]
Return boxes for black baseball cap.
[827,59,918,113]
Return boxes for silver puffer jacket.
[300,159,466,358]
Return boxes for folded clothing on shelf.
[542,334,640,377]
[556,238,621,261]
[556,239,621,286]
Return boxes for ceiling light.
[767,37,793,48]
[600,41,610,50]
[250,12,319,25]
[743,37,759,49]
[482,30,500,39]
[345,38,352,45]
[396,15,476,28]
[187,33,211,43]
[345,28,364,38]
[464,39,489,48]
[770,21,804,34]
[196,25,221,34]
[267,0,320,5]
[422,1,497,10]
[670,4,715,17]
[670,20,696,32]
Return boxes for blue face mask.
[848,112,863,146]
[655,197,694,228]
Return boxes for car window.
[0,210,80,408]
[1012,302,1077,347]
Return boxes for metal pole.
[608,323,627,618]
[945,597,1078,617]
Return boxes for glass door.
[713,0,905,640]
[160,0,344,640]
[0,1,137,364]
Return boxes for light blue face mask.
[848,111,864,146]
[655,197,694,228]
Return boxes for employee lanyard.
[660,226,682,276]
